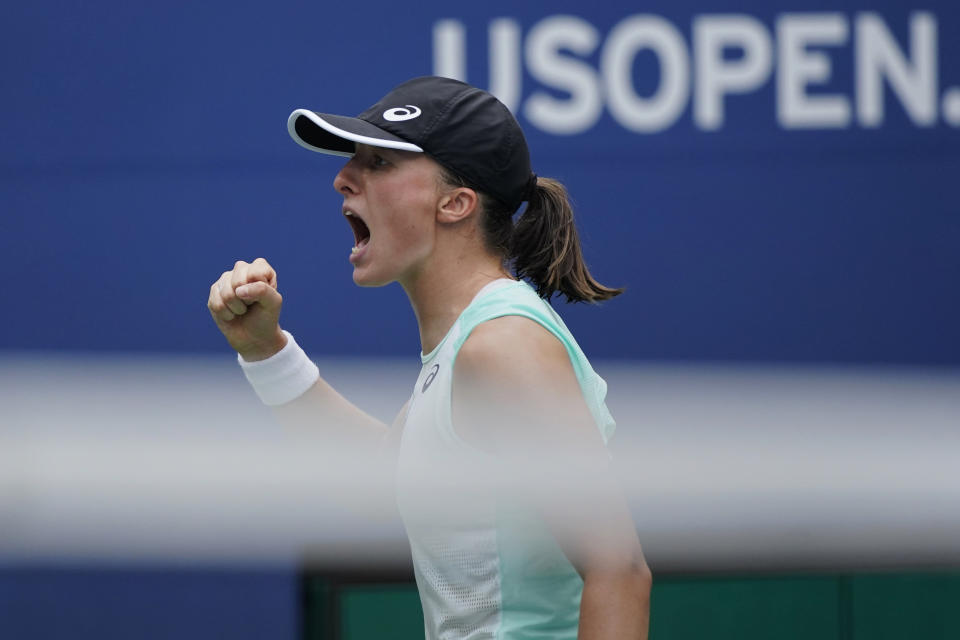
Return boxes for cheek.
[380,184,436,251]
[388,213,433,263]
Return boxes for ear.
[437,187,479,225]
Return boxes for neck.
[401,251,512,355]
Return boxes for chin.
[352,267,393,288]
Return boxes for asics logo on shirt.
[422,364,439,393]
[383,105,422,121]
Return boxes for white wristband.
[237,330,320,406]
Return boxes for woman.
[208,76,651,639]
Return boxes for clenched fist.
[207,258,287,361]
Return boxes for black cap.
[288,76,534,211]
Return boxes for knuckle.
[233,260,247,270]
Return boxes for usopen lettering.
[433,12,958,134]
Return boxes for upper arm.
[452,315,603,454]
[392,398,412,428]
[379,397,411,453]
[452,316,642,576]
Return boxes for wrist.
[238,330,319,405]
[238,329,288,362]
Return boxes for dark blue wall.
[3,1,958,364]
[0,566,297,639]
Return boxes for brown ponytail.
[511,177,622,302]
[438,167,623,303]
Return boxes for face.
[333,144,443,287]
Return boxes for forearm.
[273,375,388,446]
[578,566,652,640]
[238,330,388,446]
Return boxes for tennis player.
[208,76,651,639]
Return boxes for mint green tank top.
[396,278,616,640]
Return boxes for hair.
[438,167,623,303]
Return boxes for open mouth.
[345,211,371,249]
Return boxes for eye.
[370,154,389,169]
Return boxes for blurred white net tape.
[1,354,958,571]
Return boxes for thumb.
[235,281,282,311]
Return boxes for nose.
[333,157,359,196]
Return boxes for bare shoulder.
[456,315,570,384]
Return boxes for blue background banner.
[2,1,958,364]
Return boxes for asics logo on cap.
[383,105,422,122]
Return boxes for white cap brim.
[287,109,424,157]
